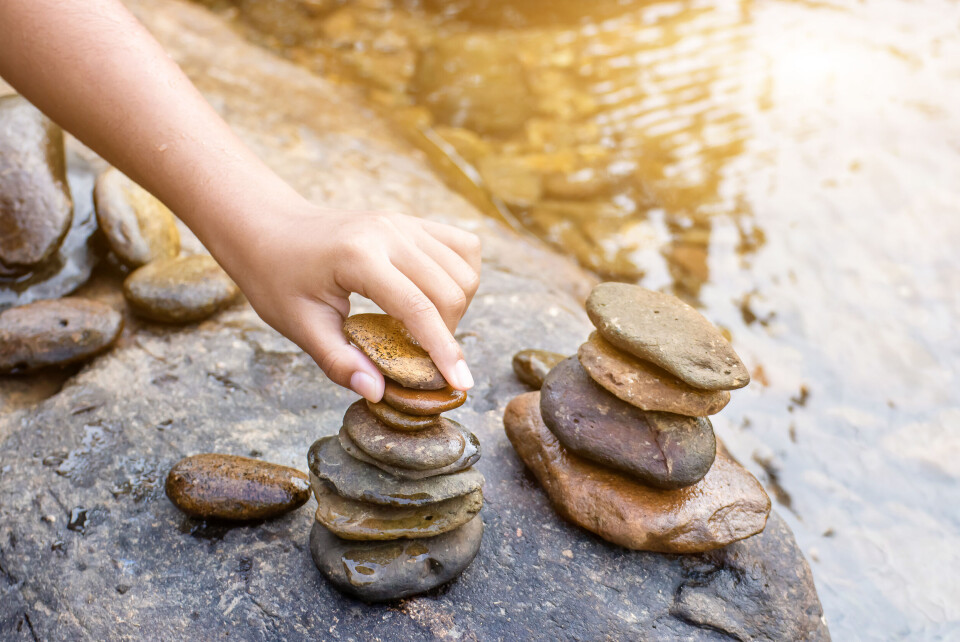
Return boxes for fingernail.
[350,371,380,402]
[453,359,474,389]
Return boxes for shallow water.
[199,0,960,637]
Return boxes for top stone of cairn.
[586,283,749,391]
[344,313,447,390]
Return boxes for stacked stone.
[307,313,484,601]
[505,282,772,553]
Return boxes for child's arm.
[0,0,479,401]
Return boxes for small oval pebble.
[343,314,446,390]
[346,410,466,471]
[512,349,566,389]
[165,453,310,521]
[381,378,466,415]
[123,255,238,323]
[365,400,439,431]
[0,298,122,373]
[339,426,481,480]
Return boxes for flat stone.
[366,400,439,431]
[505,392,770,553]
[578,332,730,416]
[0,298,122,373]
[123,254,239,323]
[346,410,465,471]
[512,348,566,389]
[165,453,311,520]
[93,167,180,267]
[343,313,446,390]
[340,426,480,480]
[310,515,483,602]
[541,357,716,489]
[381,378,466,415]
[586,283,750,390]
[313,481,482,540]
[0,95,73,268]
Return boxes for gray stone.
[344,405,465,470]
[339,425,480,480]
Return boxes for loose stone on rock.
[94,167,180,267]
[586,283,749,390]
[165,453,311,521]
[512,348,566,389]
[340,427,480,480]
[310,515,483,602]
[505,392,770,553]
[381,378,466,415]
[346,408,466,471]
[343,313,446,390]
[541,357,716,489]
[366,400,440,431]
[0,298,122,373]
[578,332,730,416]
[123,254,239,323]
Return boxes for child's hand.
[217,202,481,402]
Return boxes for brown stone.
[339,426,480,480]
[504,392,770,553]
[381,378,466,416]
[313,481,482,540]
[165,453,311,521]
[123,254,239,323]
[541,357,716,489]
[366,400,440,431]
[512,348,566,389]
[0,95,73,268]
[578,332,730,416]
[345,411,466,471]
[586,283,749,390]
[0,298,122,373]
[343,313,446,390]
[94,167,180,267]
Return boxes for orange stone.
[343,314,446,390]
[381,378,466,416]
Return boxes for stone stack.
[307,313,484,601]
[505,282,771,553]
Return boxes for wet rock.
[343,313,446,390]
[340,426,480,480]
[365,400,439,431]
[541,357,716,488]
[0,298,122,373]
[93,168,180,267]
[310,515,483,602]
[586,283,749,390]
[506,392,770,552]
[313,481,482,540]
[309,436,484,507]
[381,378,466,415]
[123,254,239,323]
[578,332,730,416]
[165,453,310,520]
[345,410,465,471]
[0,95,73,269]
[413,33,533,135]
[512,348,566,389]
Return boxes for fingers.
[415,230,481,308]
[420,220,482,274]
[391,240,467,333]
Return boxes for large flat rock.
[0,0,828,639]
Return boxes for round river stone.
[123,254,239,323]
[343,313,446,390]
[578,332,730,416]
[381,378,466,415]
[308,436,484,507]
[165,453,311,521]
[366,400,440,431]
[345,410,465,471]
[310,514,483,602]
[94,167,180,267]
[586,282,749,391]
[512,348,566,389]
[313,481,482,540]
[0,298,122,373]
[339,426,480,481]
[541,357,716,489]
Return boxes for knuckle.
[462,270,481,296]
[402,291,436,319]
[440,286,468,315]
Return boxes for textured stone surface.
[0,298,122,373]
[310,515,483,602]
[165,453,311,520]
[507,392,770,553]
[381,378,466,415]
[94,167,180,267]
[343,313,446,390]
[308,436,485,507]
[0,2,827,639]
[123,254,239,323]
[587,283,750,390]
[0,95,73,268]
[512,348,566,389]
[365,399,439,430]
[579,332,731,416]
[339,425,480,480]
[345,409,465,470]
[313,482,482,540]
[541,357,717,488]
